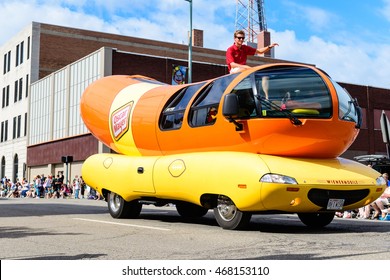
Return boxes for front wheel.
[213,195,251,230]
[108,192,142,219]
[298,212,335,228]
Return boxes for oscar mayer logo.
[111,102,133,141]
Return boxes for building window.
[20,41,24,65]
[2,86,9,108]
[13,79,23,102]
[3,51,11,74]
[14,80,18,103]
[15,42,24,67]
[12,116,21,139]
[5,120,8,141]
[13,117,16,139]
[15,45,19,67]
[17,115,21,138]
[24,113,28,137]
[25,74,29,97]
[7,51,11,72]
[1,120,8,142]
[1,122,3,142]
[19,78,23,101]
[3,53,6,74]
[5,85,9,107]
[27,37,30,60]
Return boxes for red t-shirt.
[226,44,257,72]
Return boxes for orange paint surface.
[80,63,360,158]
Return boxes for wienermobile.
[80,63,385,230]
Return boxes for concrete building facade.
[1,23,37,182]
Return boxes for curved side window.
[230,75,257,118]
[189,74,237,127]
[159,82,205,130]
[333,80,361,126]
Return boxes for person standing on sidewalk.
[73,175,81,199]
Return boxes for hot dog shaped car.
[80,63,385,229]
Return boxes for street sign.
[380,110,390,143]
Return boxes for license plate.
[327,199,345,210]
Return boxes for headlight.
[260,173,298,184]
[376,176,387,186]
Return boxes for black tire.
[176,202,209,218]
[107,192,142,219]
[213,195,251,230]
[298,212,335,228]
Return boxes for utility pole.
[185,0,193,83]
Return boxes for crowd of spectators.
[335,172,390,221]
[0,173,103,200]
[1,171,388,221]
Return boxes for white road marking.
[73,218,171,231]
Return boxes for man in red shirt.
[226,30,279,73]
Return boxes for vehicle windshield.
[230,66,332,120]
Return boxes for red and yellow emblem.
[111,102,133,141]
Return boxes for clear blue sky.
[1,0,389,88]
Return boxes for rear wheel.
[298,212,335,228]
[176,202,209,218]
[213,195,251,230]
[108,192,142,219]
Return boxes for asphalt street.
[0,197,389,260]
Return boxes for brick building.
[339,82,390,158]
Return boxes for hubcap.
[217,195,237,221]
[109,193,121,212]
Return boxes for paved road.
[0,197,389,260]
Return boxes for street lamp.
[185,0,192,83]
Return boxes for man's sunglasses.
[235,36,245,40]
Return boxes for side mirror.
[222,94,239,117]
[222,94,243,131]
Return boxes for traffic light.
[61,156,73,164]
